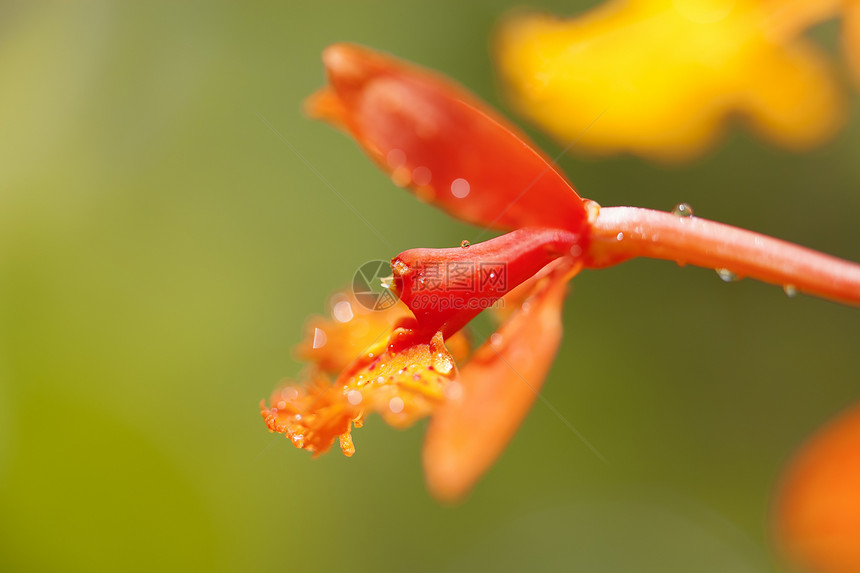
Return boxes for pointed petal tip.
[303,88,346,124]
[321,43,367,80]
[320,43,389,92]
[423,449,474,505]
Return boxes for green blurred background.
[0,1,858,571]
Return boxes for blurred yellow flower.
[495,0,848,160]
[846,0,860,84]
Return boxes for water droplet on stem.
[672,203,694,218]
[716,268,739,282]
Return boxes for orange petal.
[263,327,461,456]
[295,290,411,375]
[774,401,860,573]
[261,372,358,457]
[422,261,577,502]
[306,43,587,233]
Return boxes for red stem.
[585,206,860,307]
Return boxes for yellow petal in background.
[495,0,846,161]
[846,0,860,85]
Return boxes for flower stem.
[585,206,860,306]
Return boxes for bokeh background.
[1,1,858,571]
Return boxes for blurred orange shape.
[775,401,860,573]
[296,290,411,375]
[846,1,860,85]
[423,260,576,502]
[262,325,461,456]
[494,0,846,161]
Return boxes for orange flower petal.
[775,401,860,573]
[340,328,459,429]
[422,261,577,502]
[261,372,357,457]
[306,43,587,233]
[263,327,461,456]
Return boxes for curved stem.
[585,206,860,307]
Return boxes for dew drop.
[672,203,694,218]
[346,390,363,405]
[389,396,405,414]
[412,166,432,186]
[432,353,454,375]
[716,268,739,282]
[312,327,327,349]
[616,232,624,241]
[784,284,798,298]
[386,148,406,168]
[450,178,470,198]
[490,332,504,348]
[460,240,470,249]
[332,300,354,323]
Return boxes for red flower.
[263,43,860,502]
